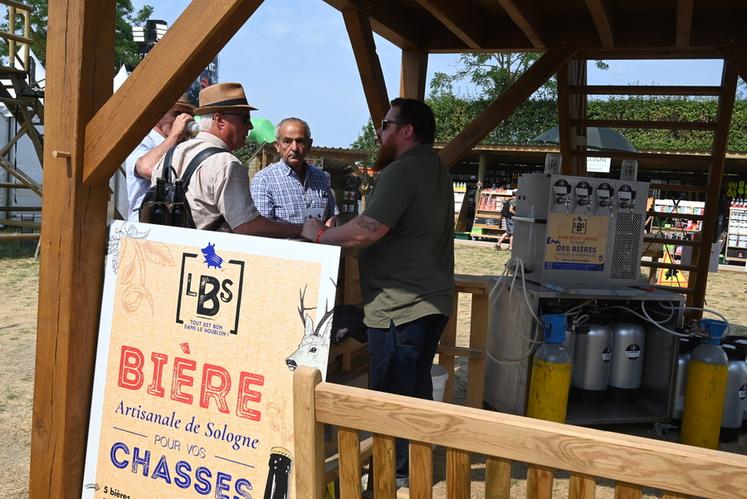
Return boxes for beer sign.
[83,221,340,498]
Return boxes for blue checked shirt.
[250,160,338,224]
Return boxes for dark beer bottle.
[263,447,292,499]
[170,179,187,227]
[150,178,170,225]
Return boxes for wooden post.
[557,60,587,176]
[293,367,324,499]
[400,48,428,100]
[439,48,575,169]
[689,62,737,312]
[29,1,115,496]
[343,8,390,126]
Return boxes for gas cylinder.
[673,337,695,421]
[720,342,747,443]
[680,319,729,449]
[608,323,645,402]
[570,323,613,404]
[527,314,572,423]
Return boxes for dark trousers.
[367,313,449,478]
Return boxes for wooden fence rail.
[294,367,747,499]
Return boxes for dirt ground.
[2,240,747,498]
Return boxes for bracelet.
[315,227,326,244]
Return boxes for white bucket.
[431,364,449,402]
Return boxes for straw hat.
[194,82,258,115]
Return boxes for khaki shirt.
[151,132,259,231]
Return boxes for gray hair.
[276,117,311,141]
[196,113,216,131]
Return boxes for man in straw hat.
[125,93,196,221]
[151,82,301,236]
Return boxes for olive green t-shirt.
[359,144,455,328]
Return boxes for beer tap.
[575,181,592,215]
[618,184,635,213]
[597,183,614,217]
[553,178,571,214]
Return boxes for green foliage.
[353,93,747,153]
[349,120,377,164]
[233,138,261,165]
[3,0,153,72]
[587,97,747,152]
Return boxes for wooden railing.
[438,274,492,407]
[294,367,747,499]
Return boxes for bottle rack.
[470,189,513,241]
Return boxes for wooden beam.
[719,43,747,87]
[585,0,614,48]
[439,48,575,169]
[558,60,587,175]
[690,63,737,312]
[343,8,390,127]
[400,48,428,100]
[323,0,424,50]
[496,0,545,49]
[676,0,694,47]
[82,0,264,186]
[413,0,482,49]
[29,0,115,496]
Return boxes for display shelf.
[471,189,512,241]
[726,206,747,263]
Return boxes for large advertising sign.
[83,222,340,498]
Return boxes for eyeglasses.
[381,119,411,131]
[222,112,253,126]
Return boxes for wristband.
[315,227,326,244]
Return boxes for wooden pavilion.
[30,0,747,496]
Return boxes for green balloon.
[249,117,276,144]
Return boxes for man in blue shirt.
[250,118,337,225]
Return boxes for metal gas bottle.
[681,319,729,449]
[608,323,645,402]
[527,314,572,423]
[570,323,613,404]
[720,342,747,443]
[673,337,695,421]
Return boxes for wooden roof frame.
[30,0,747,496]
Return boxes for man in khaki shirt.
[152,83,300,237]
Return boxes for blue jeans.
[367,313,449,478]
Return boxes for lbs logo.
[176,243,244,335]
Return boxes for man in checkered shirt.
[250,117,338,225]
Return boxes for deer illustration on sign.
[285,285,334,372]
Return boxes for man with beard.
[301,98,454,487]
[250,117,337,224]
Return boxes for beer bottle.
[170,179,187,227]
[263,447,292,499]
[151,178,170,225]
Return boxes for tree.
[431,53,608,100]
[4,0,153,72]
